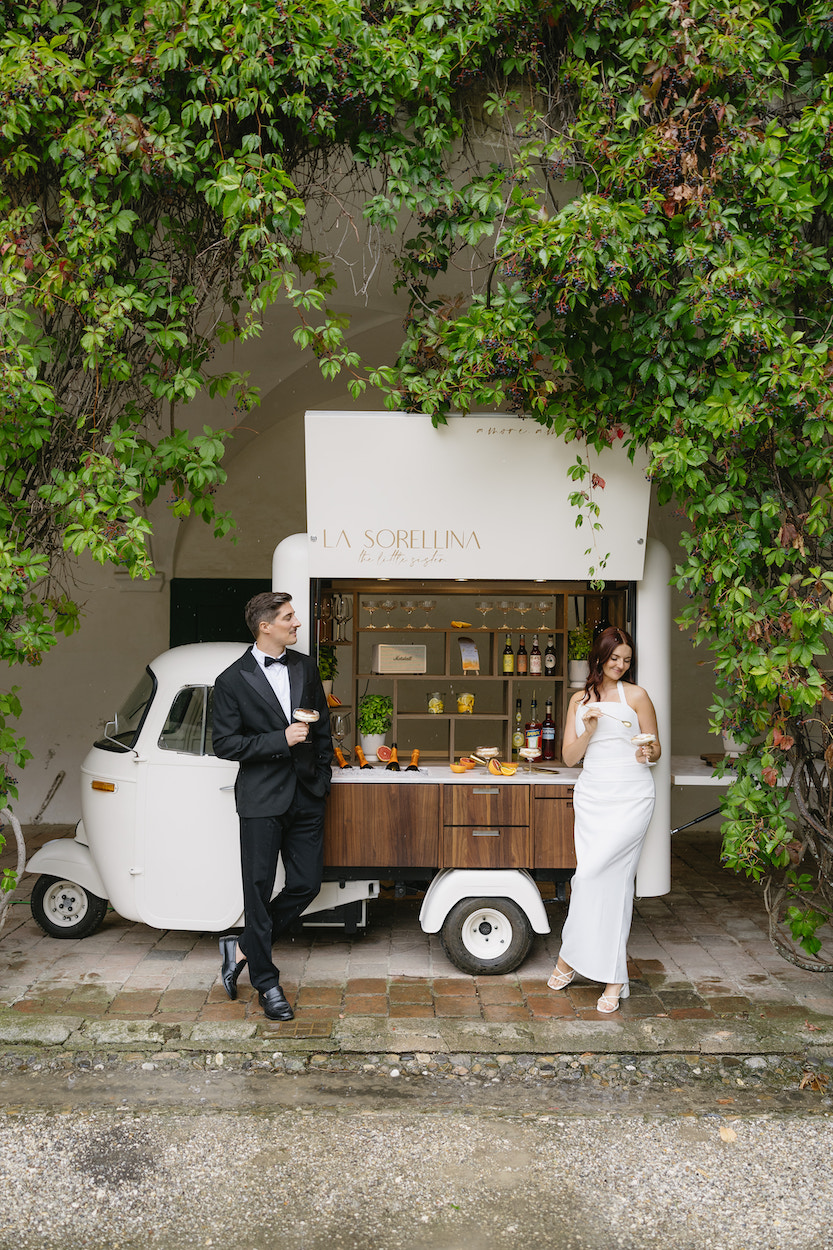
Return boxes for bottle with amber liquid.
[512,698,524,761]
[502,633,514,675]
[544,634,557,676]
[541,698,556,761]
[525,695,542,761]
[385,743,401,772]
[516,635,528,676]
[529,633,543,676]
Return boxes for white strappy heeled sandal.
[547,965,575,991]
[596,992,621,1013]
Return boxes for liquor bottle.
[516,634,528,676]
[405,748,420,772]
[355,744,373,769]
[525,694,542,760]
[541,698,556,761]
[512,698,525,761]
[529,633,543,676]
[544,634,557,675]
[502,633,515,675]
[385,743,401,772]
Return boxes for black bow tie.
[264,655,288,667]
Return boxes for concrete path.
[1,826,832,1058]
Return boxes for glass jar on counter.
[427,692,444,714]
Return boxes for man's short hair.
[244,591,292,640]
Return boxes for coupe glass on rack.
[420,599,436,628]
[515,600,531,624]
[362,599,380,629]
[536,599,551,628]
[475,599,492,629]
[400,599,418,628]
[379,598,397,628]
[498,599,513,628]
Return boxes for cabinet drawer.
[531,789,575,869]
[443,784,529,826]
[324,784,440,867]
[442,824,530,870]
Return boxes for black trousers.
[238,787,325,993]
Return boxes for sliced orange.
[449,762,467,773]
[458,756,478,769]
[499,762,518,776]
[326,693,342,707]
[488,758,503,776]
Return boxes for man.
[212,591,331,1021]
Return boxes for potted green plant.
[357,693,393,759]
[568,622,593,688]
[318,644,338,696]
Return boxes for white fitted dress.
[558,681,655,992]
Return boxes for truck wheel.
[440,896,533,975]
[30,875,108,940]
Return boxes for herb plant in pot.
[568,622,593,689]
[318,644,338,697]
[357,693,393,760]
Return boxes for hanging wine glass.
[475,599,492,630]
[363,598,379,630]
[400,599,418,629]
[319,597,333,641]
[331,709,351,758]
[420,599,436,629]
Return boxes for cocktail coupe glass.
[379,598,397,628]
[536,599,551,629]
[475,600,492,630]
[420,599,436,629]
[331,710,352,758]
[293,706,320,751]
[519,746,538,775]
[400,599,418,628]
[362,598,380,630]
[515,600,531,626]
[498,599,513,628]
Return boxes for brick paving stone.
[197,1004,249,1021]
[668,1007,715,1020]
[431,977,477,996]
[434,997,482,1017]
[150,1011,199,1023]
[388,1003,436,1018]
[295,987,342,1007]
[525,996,575,1018]
[156,989,207,1012]
[388,983,433,1003]
[342,995,388,1015]
[702,996,753,1013]
[481,1004,533,1022]
[475,983,525,1003]
[345,978,388,994]
[108,991,161,1014]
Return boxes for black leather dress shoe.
[219,935,247,1001]
[258,985,294,1021]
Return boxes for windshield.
[94,669,157,752]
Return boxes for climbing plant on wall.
[2,0,833,966]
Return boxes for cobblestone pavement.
[2,826,832,1039]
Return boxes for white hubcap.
[43,881,89,928]
[460,907,511,959]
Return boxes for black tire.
[30,874,109,939]
[440,896,533,975]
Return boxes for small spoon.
[587,709,632,728]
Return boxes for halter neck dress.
[558,681,656,993]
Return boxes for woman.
[548,626,660,1013]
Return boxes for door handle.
[472,787,499,795]
[473,828,500,837]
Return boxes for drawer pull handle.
[473,828,500,837]
[472,787,499,795]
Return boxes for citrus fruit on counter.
[375,744,393,762]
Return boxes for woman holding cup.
[548,626,660,1013]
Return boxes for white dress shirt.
[252,644,292,723]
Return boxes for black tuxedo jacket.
[212,647,331,818]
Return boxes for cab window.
[158,686,210,755]
[94,669,156,753]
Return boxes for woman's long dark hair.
[582,626,636,703]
